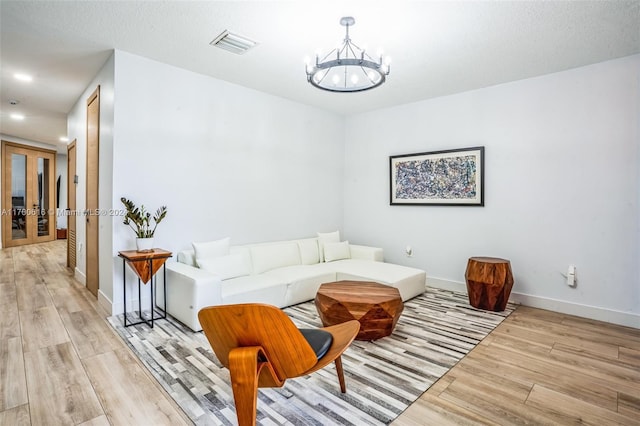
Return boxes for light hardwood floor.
[1,240,638,425]
[0,240,190,425]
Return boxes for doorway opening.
[1,141,57,248]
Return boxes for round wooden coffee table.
[314,281,404,341]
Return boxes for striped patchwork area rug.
[108,288,516,425]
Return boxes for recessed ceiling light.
[14,73,33,82]
[59,136,69,142]
[10,113,25,120]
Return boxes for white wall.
[344,55,639,327]
[66,52,115,313]
[109,50,345,314]
[0,134,60,153]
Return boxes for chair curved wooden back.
[198,303,360,426]
[199,303,319,380]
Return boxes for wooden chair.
[198,303,360,426]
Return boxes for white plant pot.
[136,237,154,252]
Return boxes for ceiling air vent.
[210,30,257,55]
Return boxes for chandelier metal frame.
[305,17,390,93]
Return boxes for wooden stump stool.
[465,257,514,311]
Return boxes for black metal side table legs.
[121,258,168,328]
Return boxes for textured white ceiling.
[1,1,639,150]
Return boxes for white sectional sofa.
[164,232,426,331]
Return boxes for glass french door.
[2,141,57,247]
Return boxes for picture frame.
[389,146,484,206]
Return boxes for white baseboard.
[109,276,167,316]
[426,277,639,329]
[74,268,86,285]
[509,292,640,329]
[73,268,115,316]
[111,300,123,316]
[74,269,116,315]
[98,290,113,316]
[427,277,466,293]
[111,293,158,317]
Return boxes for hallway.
[0,240,189,425]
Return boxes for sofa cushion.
[298,238,320,265]
[333,259,427,301]
[221,275,288,307]
[192,237,230,263]
[317,231,340,262]
[250,242,301,274]
[177,250,197,267]
[263,265,336,306]
[324,241,351,262]
[197,252,251,280]
[264,265,335,282]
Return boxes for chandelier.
[305,17,390,92]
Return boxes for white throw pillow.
[250,243,301,274]
[317,231,340,262]
[298,238,320,265]
[323,241,351,262]
[192,237,230,262]
[197,252,251,280]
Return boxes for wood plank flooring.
[394,303,640,425]
[0,240,638,425]
[0,241,189,425]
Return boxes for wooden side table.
[465,257,514,312]
[118,248,172,328]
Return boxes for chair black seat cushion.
[299,329,333,360]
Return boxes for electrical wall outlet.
[567,264,576,286]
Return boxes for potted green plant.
[121,197,168,252]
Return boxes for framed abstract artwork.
[389,146,484,206]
